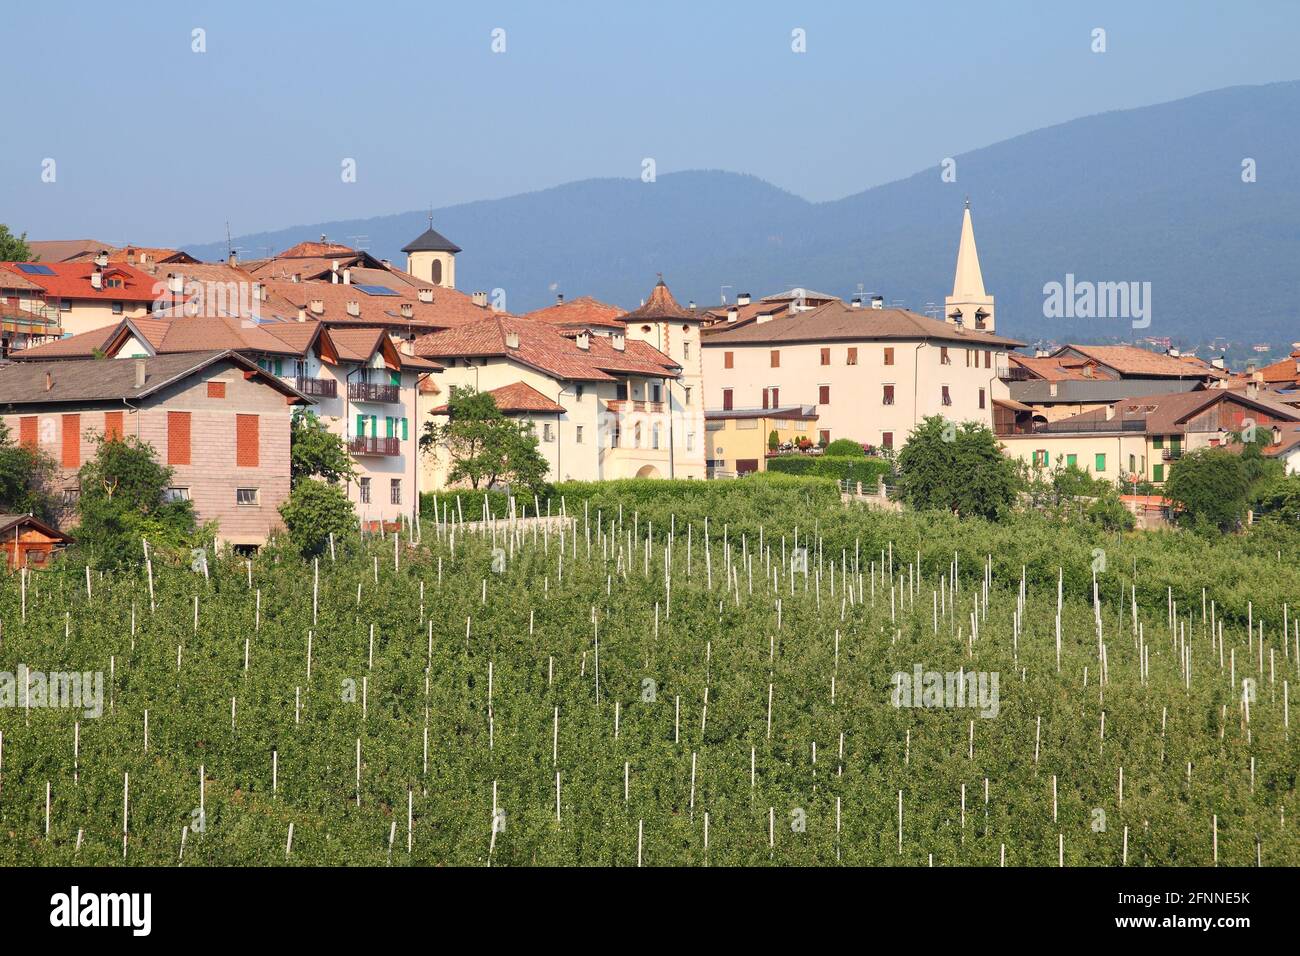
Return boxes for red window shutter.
[19,416,37,448]
[820,348,830,366]
[167,411,191,465]
[772,387,779,407]
[104,411,124,441]
[61,414,80,467]
[770,350,780,368]
[724,351,734,369]
[819,385,830,405]
[207,381,226,399]
[722,389,733,411]
[236,414,259,467]
[882,431,893,449]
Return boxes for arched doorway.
[635,464,661,479]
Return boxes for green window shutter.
[1153,463,1164,482]
[370,415,377,439]
[390,370,400,387]
[1066,454,1077,468]
[401,417,408,441]
[1171,436,1182,453]
[385,417,394,438]
[274,359,283,376]
[1152,436,1163,449]
[356,414,365,437]
[1095,453,1106,472]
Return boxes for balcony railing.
[1160,448,1183,461]
[348,381,400,403]
[1031,419,1147,434]
[296,376,337,398]
[348,436,400,456]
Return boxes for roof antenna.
[225,221,233,259]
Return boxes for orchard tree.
[278,479,357,557]
[420,387,549,494]
[896,416,1018,519]
[1163,448,1251,532]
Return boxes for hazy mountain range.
[187,81,1300,346]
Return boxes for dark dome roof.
[401,227,461,254]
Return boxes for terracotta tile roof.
[64,246,199,266]
[620,278,699,323]
[0,271,50,292]
[701,300,1025,348]
[1053,345,1210,379]
[328,327,387,362]
[0,350,309,406]
[276,241,358,259]
[260,278,489,332]
[429,381,565,415]
[700,300,791,335]
[25,240,114,263]
[1051,388,1300,435]
[525,296,626,330]
[14,315,321,360]
[6,325,114,357]
[1008,354,1110,381]
[414,315,677,382]
[0,262,161,303]
[1258,349,1300,387]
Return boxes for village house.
[414,305,688,486]
[702,405,820,476]
[701,204,1022,457]
[0,513,73,570]
[0,351,309,550]
[997,387,1300,486]
[0,257,163,349]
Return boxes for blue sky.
[4,0,1298,246]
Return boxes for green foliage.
[0,223,35,262]
[768,429,779,451]
[0,422,58,521]
[1,483,1296,865]
[74,436,199,567]
[290,409,355,486]
[767,454,892,486]
[278,479,358,558]
[1164,448,1251,532]
[1252,473,1300,524]
[823,438,866,457]
[421,388,550,495]
[1084,493,1136,532]
[897,416,1018,519]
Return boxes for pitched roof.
[276,240,358,259]
[700,300,1025,348]
[0,513,72,541]
[620,278,698,323]
[1008,354,1111,382]
[0,351,309,406]
[64,246,199,266]
[25,240,114,263]
[414,315,677,382]
[0,262,160,303]
[13,314,326,361]
[1052,345,1210,379]
[429,382,566,415]
[1049,388,1300,435]
[1258,349,1300,386]
[260,277,488,331]
[525,296,627,330]
[760,288,840,303]
[401,227,461,254]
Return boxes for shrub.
[767,454,892,486]
[279,479,358,557]
[824,438,866,457]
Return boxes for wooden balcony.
[348,381,400,403]
[348,436,400,457]
[295,376,337,398]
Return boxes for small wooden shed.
[0,514,73,570]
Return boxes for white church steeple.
[945,199,995,332]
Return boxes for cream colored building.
[703,406,818,476]
[702,205,1022,451]
[414,313,687,489]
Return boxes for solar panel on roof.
[17,263,55,275]
[356,284,398,296]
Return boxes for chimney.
[44,371,53,392]
[1247,380,1259,400]
[870,295,884,310]
[134,359,146,388]
[688,300,695,310]
[380,259,391,269]
[612,331,626,352]
[309,299,324,315]
[346,300,361,317]
[472,291,488,308]
[90,271,103,290]
[297,308,307,322]
[94,250,109,268]
[399,303,414,319]
[736,292,751,306]
[1211,356,1226,370]
[228,250,238,267]
[576,331,590,351]
[1166,346,1181,358]
[850,297,862,309]
[505,330,520,349]
[126,249,137,265]
[168,273,184,295]
[417,289,434,304]
[556,293,565,305]
[726,307,738,324]
[342,268,351,286]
